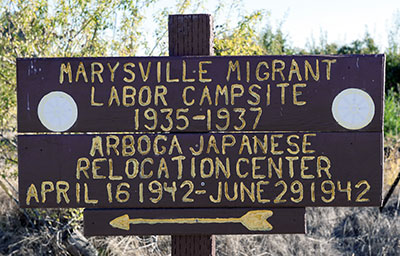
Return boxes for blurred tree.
[337,32,379,54]
[261,22,294,55]
[386,54,400,93]
[306,32,379,55]
[305,31,339,54]
[386,11,400,93]
[213,10,296,56]
[214,11,266,55]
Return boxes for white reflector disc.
[332,88,375,130]
[37,91,78,132]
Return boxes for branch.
[0,177,17,203]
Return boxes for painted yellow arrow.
[109,210,273,231]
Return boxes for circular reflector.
[37,91,78,132]
[332,88,375,130]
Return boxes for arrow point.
[109,214,131,230]
[241,210,274,231]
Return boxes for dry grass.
[3,199,400,255]
[89,235,171,256]
[384,136,400,187]
[217,204,400,256]
[0,136,399,255]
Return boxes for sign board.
[83,208,305,235]
[17,56,383,133]
[17,55,384,234]
[19,132,381,208]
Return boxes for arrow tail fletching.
[240,210,273,231]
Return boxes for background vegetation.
[0,0,400,255]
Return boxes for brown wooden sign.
[19,132,382,208]
[17,54,384,240]
[16,14,384,241]
[83,208,305,235]
[17,55,384,133]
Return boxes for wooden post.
[168,14,215,256]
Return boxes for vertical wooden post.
[169,14,214,56]
[168,14,215,256]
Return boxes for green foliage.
[305,31,340,55]
[262,22,294,55]
[337,32,379,54]
[386,12,400,94]
[306,32,379,55]
[384,89,400,137]
[214,11,266,56]
[386,53,400,93]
